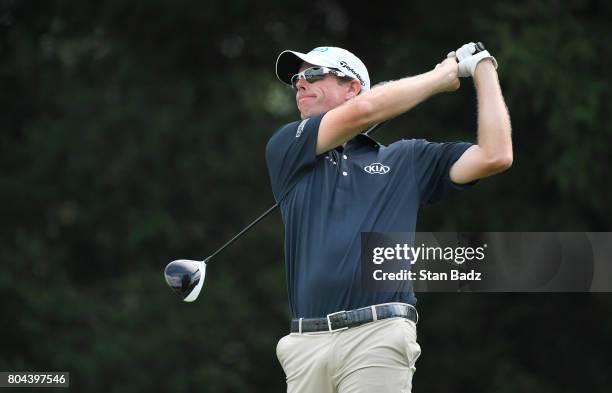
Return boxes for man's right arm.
[316,57,460,154]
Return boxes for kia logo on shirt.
[364,163,390,174]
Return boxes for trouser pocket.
[276,334,292,369]
[401,320,421,367]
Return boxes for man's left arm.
[449,59,513,184]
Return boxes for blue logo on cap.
[311,47,329,53]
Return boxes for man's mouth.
[298,95,316,103]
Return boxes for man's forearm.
[317,58,458,154]
[474,61,513,164]
[352,67,455,126]
[448,59,512,184]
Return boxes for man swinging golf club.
[266,43,512,392]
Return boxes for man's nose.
[295,76,308,90]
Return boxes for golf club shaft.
[203,121,385,264]
[204,202,278,263]
[364,121,384,136]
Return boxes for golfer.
[266,44,512,392]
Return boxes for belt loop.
[407,304,419,324]
[299,318,303,334]
[371,305,378,321]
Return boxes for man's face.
[294,62,358,119]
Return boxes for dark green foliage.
[1,1,610,392]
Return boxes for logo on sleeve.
[364,162,390,174]
[296,119,309,138]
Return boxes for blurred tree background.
[1,0,611,392]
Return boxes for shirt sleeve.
[265,113,325,201]
[412,139,476,205]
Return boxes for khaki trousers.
[276,317,421,393]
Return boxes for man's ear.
[345,79,362,99]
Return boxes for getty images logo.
[364,162,390,174]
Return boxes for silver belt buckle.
[326,310,349,332]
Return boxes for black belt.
[290,303,418,333]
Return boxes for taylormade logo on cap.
[307,47,369,89]
[338,60,366,88]
[276,46,370,91]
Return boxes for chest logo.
[364,162,390,174]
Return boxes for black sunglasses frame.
[290,66,352,90]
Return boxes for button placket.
[326,152,338,166]
[340,152,349,177]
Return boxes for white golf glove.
[447,42,498,78]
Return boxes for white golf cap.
[276,46,370,91]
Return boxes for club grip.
[453,42,486,63]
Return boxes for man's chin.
[299,108,324,119]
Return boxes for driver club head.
[164,259,207,302]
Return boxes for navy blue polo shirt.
[266,113,474,318]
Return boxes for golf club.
[164,121,385,302]
[451,42,486,62]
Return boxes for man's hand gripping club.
[448,42,498,78]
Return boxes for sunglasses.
[290,66,351,90]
